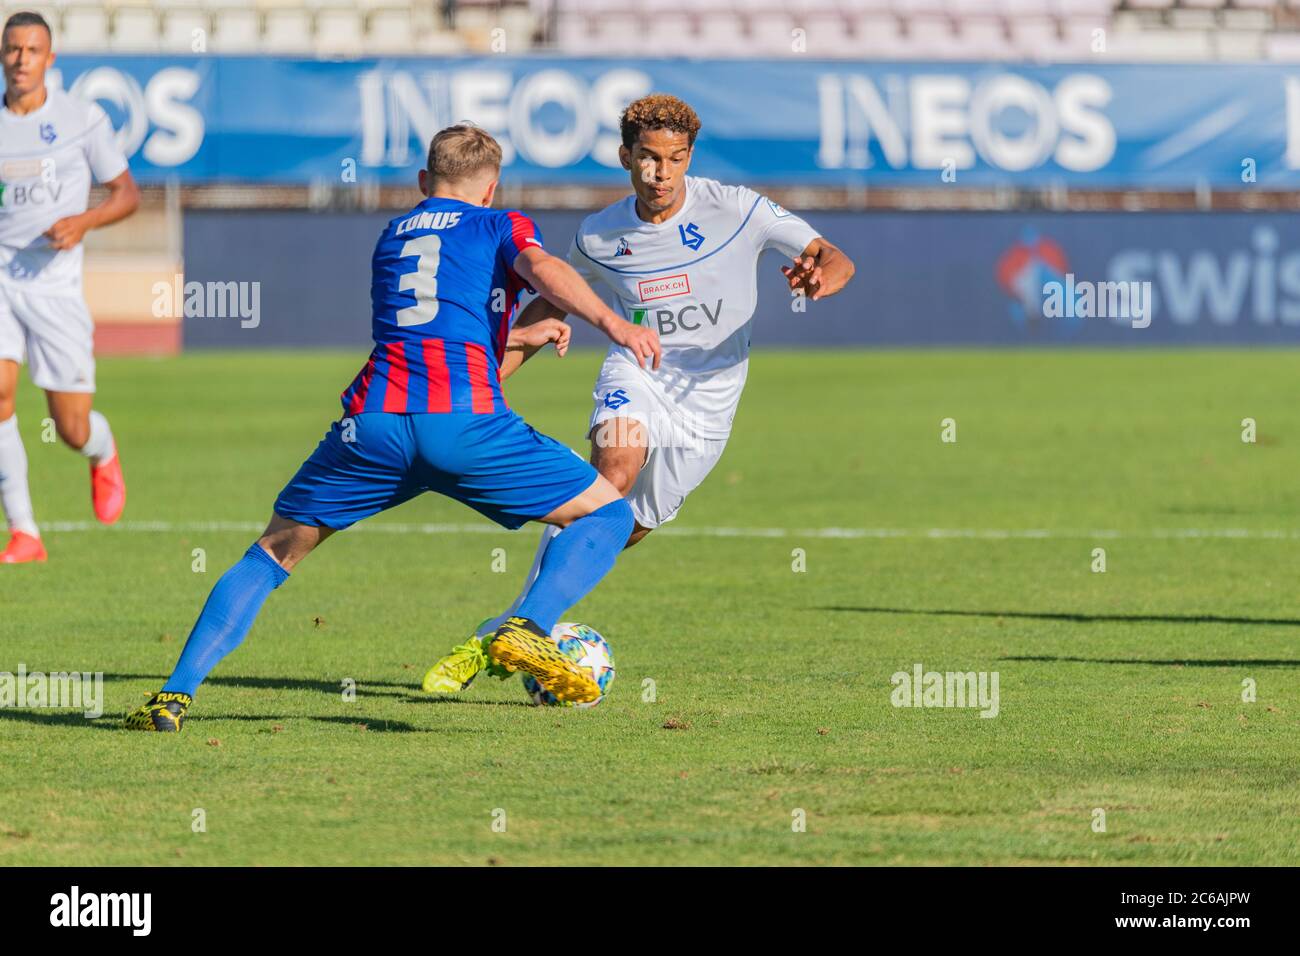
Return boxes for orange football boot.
[90,451,126,525]
[0,531,47,563]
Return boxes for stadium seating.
[2,0,1300,60]
[0,0,475,54]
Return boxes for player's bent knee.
[591,451,642,496]
[55,419,90,450]
[591,431,646,496]
[585,474,625,511]
[258,514,333,571]
[255,535,292,571]
[605,465,640,496]
[542,474,625,528]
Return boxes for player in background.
[0,12,139,563]
[423,93,855,693]
[126,124,660,731]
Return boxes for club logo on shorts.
[637,273,690,302]
[39,123,56,145]
[602,388,630,410]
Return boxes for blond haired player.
[423,93,856,693]
[0,11,140,564]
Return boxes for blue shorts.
[273,412,598,531]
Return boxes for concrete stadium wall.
[181,209,1300,350]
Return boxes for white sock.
[476,524,563,637]
[0,415,39,538]
[78,410,115,466]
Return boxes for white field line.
[36,521,1300,541]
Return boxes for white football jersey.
[570,176,818,439]
[0,88,129,294]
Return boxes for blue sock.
[516,499,634,634]
[162,544,289,697]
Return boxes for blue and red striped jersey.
[340,197,541,416]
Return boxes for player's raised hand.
[507,317,571,357]
[782,255,824,300]
[784,238,856,302]
[609,320,661,370]
[44,214,90,251]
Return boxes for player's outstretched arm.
[513,246,661,370]
[781,237,856,302]
[44,169,141,251]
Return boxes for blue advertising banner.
[182,208,1300,349]
[47,56,1300,188]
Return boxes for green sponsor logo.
[0,182,5,207]
[627,300,723,336]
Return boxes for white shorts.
[589,363,729,530]
[0,285,96,393]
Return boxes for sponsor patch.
[637,273,691,302]
[1,160,44,179]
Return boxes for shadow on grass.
[0,708,478,734]
[254,715,426,733]
[0,710,119,731]
[193,715,491,734]
[1002,655,1300,668]
[103,673,415,697]
[402,695,535,708]
[817,606,1300,628]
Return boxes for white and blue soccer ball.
[521,622,615,709]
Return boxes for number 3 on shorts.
[395,233,441,327]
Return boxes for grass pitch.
[2,348,1299,866]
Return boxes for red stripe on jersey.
[464,342,495,414]
[423,338,452,413]
[344,355,376,416]
[382,341,409,413]
[506,211,536,258]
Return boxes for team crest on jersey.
[39,123,56,145]
[766,198,791,218]
[614,237,632,257]
[678,222,705,251]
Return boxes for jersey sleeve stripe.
[504,211,539,261]
[508,211,535,244]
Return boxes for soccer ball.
[521,622,615,708]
